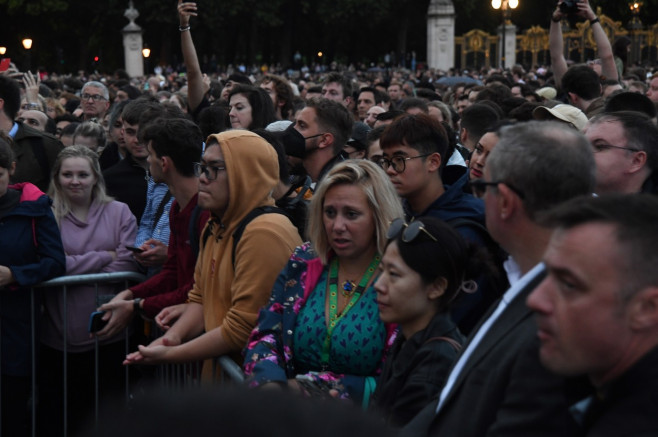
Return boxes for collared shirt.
[435,262,546,413]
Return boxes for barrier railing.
[0,271,247,437]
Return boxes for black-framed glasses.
[387,218,437,243]
[193,162,226,181]
[470,179,525,199]
[376,153,431,173]
[81,93,107,102]
[591,143,640,153]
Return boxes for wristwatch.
[133,298,143,314]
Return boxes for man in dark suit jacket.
[401,121,596,437]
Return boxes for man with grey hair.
[527,194,658,436]
[402,121,595,437]
[80,81,110,121]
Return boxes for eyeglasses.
[470,179,525,199]
[376,153,431,173]
[193,162,226,181]
[591,143,640,153]
[387,218,437,243]
[81,93,106,102]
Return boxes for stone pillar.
[122,1,144,78]
[427,0,455,71]
[496,22,517,69]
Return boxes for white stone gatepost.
[122,1,144,78]
[427,0,455,71]
[496,22,517,69]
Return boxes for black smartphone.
[88,311,108,333]
[126,245,144,253]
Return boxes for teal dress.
[293,270,386,375]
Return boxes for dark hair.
[197,105,229,138]
[252,129,290,183]
[61,122,80,137]
[358,87,384,105]
[398,98,429,113]
[322,72,354,98]
[376,109,404,123]
[381,113,448,161]
[119,85,142,100]
[261,74,295,120]
[139,117,203,177]
[367,125,387,144]
[91,387,396,437]
[604,92,657,119]
[305,97,354,152]
[461,103,501,139]
[474,84,512,108]
[229,84,278,130]
[122,98,165,126]
[390,216,482,312]
[0,134,16,169]
[561,65,601,100]
[0,76,21,120]
[541,194,658,301]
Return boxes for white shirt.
[435,262,545,413]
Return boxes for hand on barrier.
[124,335,181,365]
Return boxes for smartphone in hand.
[88,311,108,333]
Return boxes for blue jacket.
[404,173,505,335]
[0,183,65,375]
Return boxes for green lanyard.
[321,255,381,366]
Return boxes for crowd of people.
[1,0,658,435]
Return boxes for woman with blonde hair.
[244,160,403,405]
[39,145,139,436]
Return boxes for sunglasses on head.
[387,218,437,243]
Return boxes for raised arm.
[177,0,206,113]
[578,0,618,81]
[549,4,568,88]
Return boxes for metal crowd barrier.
[0,271,247,437]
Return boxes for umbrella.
[436,76,481,86]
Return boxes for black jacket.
[371,312,464,427]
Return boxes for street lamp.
[142,46,151,76]
[492,0,518,69]
[629,2,642,64]
[22,38,33,71]
[0,47,6,56]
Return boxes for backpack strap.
[153,190,172,229]
[231,206,289,270]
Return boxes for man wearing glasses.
[402,121,596,437]
[80,81,110,122]
[122,130,302,380]
[377,113,492,335]
[584,111,658,195]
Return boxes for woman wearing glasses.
[244,160,403,404]
[370,216,482,426]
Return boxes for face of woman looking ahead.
[375,240,444,338]
[322,184,377,262]
[58,157,97,206]
[229,93,253,129]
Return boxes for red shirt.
[130,194,210,318]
